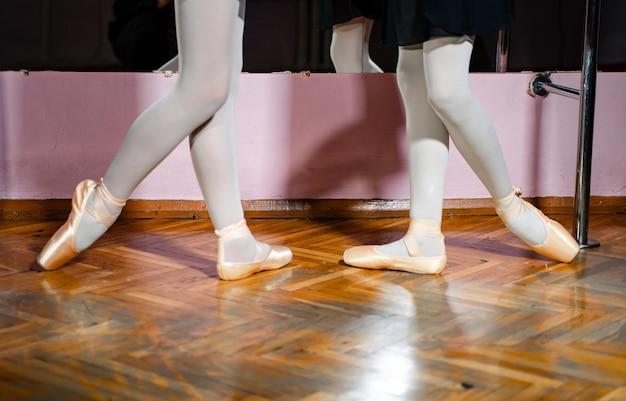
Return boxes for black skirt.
[383,0,515,46]
[319,0,384,31]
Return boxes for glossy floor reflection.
[0,215,625,400]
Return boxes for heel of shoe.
[217,245,292,280]
[343,218,447,274]
[215,219,292,280]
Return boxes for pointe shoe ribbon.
[495,187,579,263]
[343,218,447,275]
[36,179,125,271]
[215,219,292,281]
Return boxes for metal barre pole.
[496,29,510,72]
[574,0,601,248]
[542,82,580,99]
[527,0,602,248]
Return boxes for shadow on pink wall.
[284,74,405,199]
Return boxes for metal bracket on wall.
[529,72,580,100]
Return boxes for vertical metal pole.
[496,29,510,72]
[573,0,601,248]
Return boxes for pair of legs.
[36,0,291,280]
[344,35,579,272]
[330,17,382,73]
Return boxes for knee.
[192,79,231,109]
[426,84,470,118]
[178,78,232,117]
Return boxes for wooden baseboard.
[1,197,625,220]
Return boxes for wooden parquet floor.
[0,214,625,401]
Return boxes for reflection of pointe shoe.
[36,179,125,270]
[216,219,292,281]
[343,219,447,275]
[495,188,580,263]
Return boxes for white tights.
[330,17,382,73]
[76,0,268,264]
[378,36,546,257]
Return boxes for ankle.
[376,218,444,258]
[74,179,124,251]
[494,187,524,222]
[215,219,249,241]
[407,218,444,257]
[215,219,269,264]
[88,179,125,226]
[407,218,441,236]
[97,179,126,208]
[494,188,549,245]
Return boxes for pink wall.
[0,71,624,201]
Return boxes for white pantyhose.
[376,43,448,257]
[377,35,547,258]
[330,17,383,73]
[76,0,269,263]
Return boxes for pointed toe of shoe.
[35,179,98,271]
[531,220,580,263]
[263,245,293,269]
[343,246,384,269]
[36,237,80,271]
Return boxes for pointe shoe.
[495,188,580,263]
[36,179,125,270]
[343,219,447,275]
[215,219,292,281]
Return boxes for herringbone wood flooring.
[1,214,625,400]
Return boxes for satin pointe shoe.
[343,218,447,275]
[215,219,292,281]
[36,179,126,270]
[495,188,580,263]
